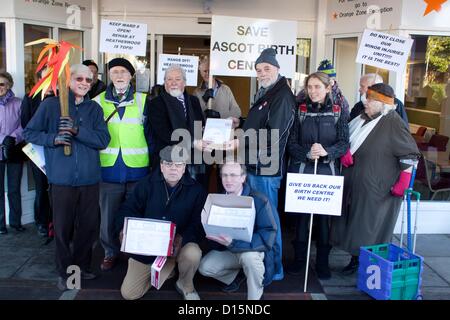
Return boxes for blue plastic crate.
[357,243,423,300]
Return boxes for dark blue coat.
[23,91,110,186]
[207,183,279,286]
[115,168,207,264]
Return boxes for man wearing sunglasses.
[198,160,278,300]
[116,145,207,300]
[23,64,110,290]
[92,58,152,273]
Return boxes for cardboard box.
[201,194,255,243]
[121,217,176,256]
[151,256,176,290]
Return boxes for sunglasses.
[74,77,93,84]
[0,83,8,87]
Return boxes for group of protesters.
[0,46,420,300]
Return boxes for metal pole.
[304,159,318,292]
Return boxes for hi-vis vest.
[94,92,149,168]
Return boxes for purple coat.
[0,90,23,161]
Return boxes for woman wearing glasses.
[23,64,110,289]
[0,70,25,235]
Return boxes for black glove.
[2,136,16,147]
[54,132,72,146]
[58,116,78,136]
[202,89,214,103]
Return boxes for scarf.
[0,90,14,106]
[349,104,395,155]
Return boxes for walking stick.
[304,158,318,292]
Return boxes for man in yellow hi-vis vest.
[93,58,151,272]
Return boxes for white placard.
[356,29,413,73]
[210,15,297,79]
[121,218,175,257]
[157,54,199,86]
[99,19,147,56]
[22,143,46,175]
[285,173,344,216]
[202,118,233,145]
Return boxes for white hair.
[70,64,93,78]
[164,64,186,82]
[361,73,383,86]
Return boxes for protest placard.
[99,19,147,56]
[210,15,297,79]
[285,173,344,216]
[356,29,413,73]
[157,54,199,86]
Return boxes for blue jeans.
[246,173,284,281]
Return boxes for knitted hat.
[159,145,190,163]
[82,59,99,71]
[367,83,395,105]
[107,58,135,76]
[317,59,336,78]
[255,48,280,68]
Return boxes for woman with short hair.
[0,70,24,234]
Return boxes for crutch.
[304,158,318,292]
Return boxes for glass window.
[24,24,52,93]
[0,23,5,70]
[293,38,311,94]
[406,35,450,201]
[59,28,83,67]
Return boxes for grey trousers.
[99,181,137,258]
[199,250,265,300]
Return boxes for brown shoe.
[100,256,117,271]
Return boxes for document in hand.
[201,194,255,243]
[22,143,46,175]
[121,217,176,256]
[151,256,176,290]
[202,118,233,145]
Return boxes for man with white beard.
[92,58,152,273]
[148,65,207,188]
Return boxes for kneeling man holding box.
[199,160,279,300]
[116,145,207,300]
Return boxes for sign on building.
[157,54,199,86]
[356,29,413,73]
[210,15,297,79]
[99,19,147,56]
[285,173,344,216]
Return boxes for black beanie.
[255,48,280,68]
[82,59,99,71]
[107,58,135,76]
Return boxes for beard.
[169,89,183,98]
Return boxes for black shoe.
[11,225,25,232]
[285,260,306,276]
[221,271,246,293]
[341,256,359,276]
[57,277,68,291]
[37,225,48,237]
[81,270,98,280]
[0,228,7,235]
[315,265,331,280]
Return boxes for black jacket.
[242,77,296,176]
[287,96,349,175]
[88,80,107,99]
[147,90,205,167]
[115,169,207,264]
[350,98,409,127]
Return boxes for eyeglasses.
[220,173,242,179]
[162,161,185,168]
[74,77,93,84]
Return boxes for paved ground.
[0,223,449,300]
